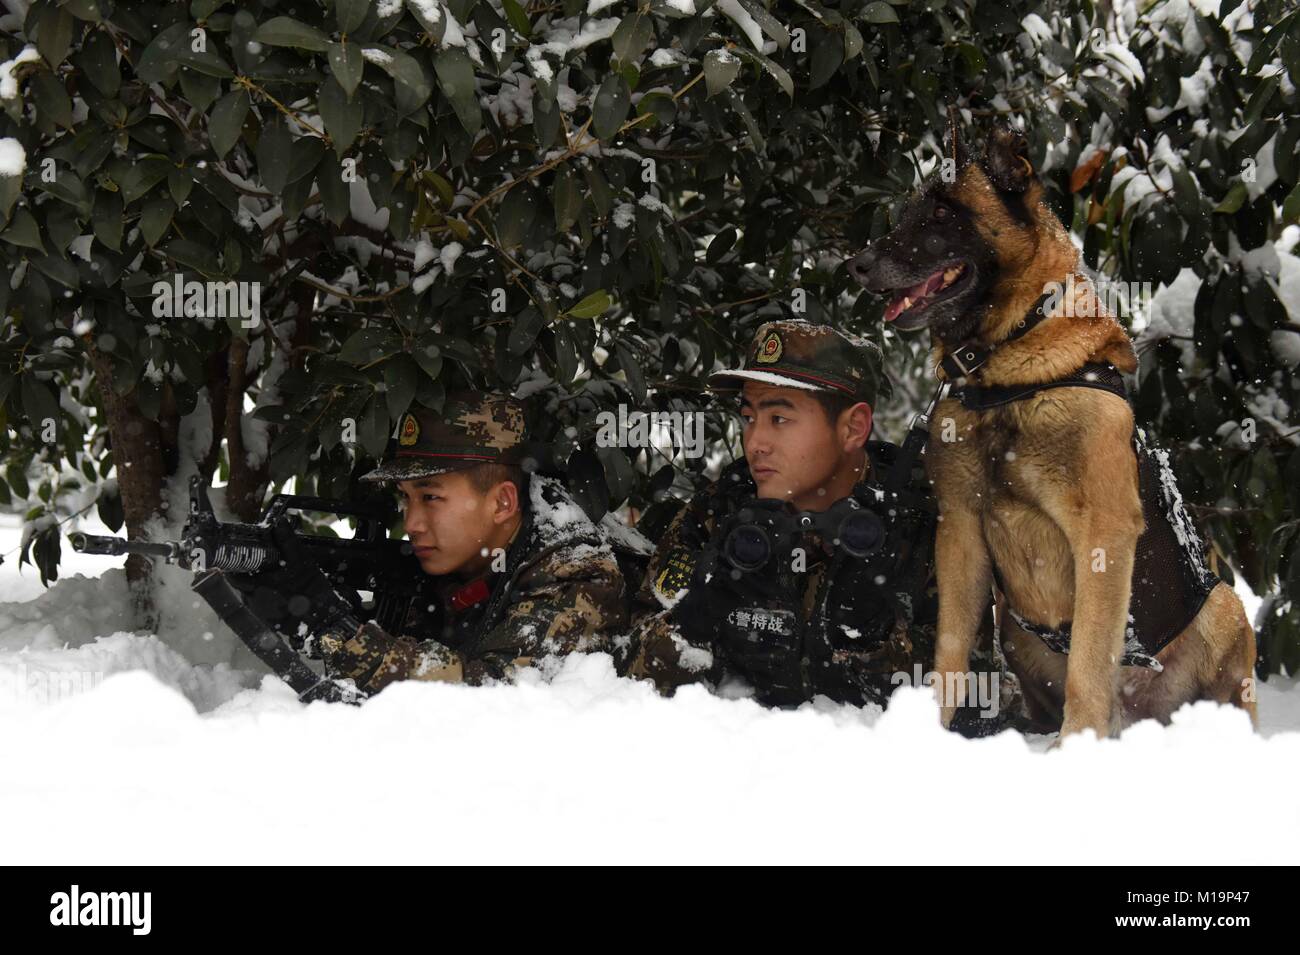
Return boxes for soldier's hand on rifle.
[246,519,358,638]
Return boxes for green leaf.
[738,0,789,48]
[553,166,582,231]
[208,90,249,159]
[507,307,546,355]
[319,76,363,155]
[727,90,765,152]
[862,1,900,23]
[383,353,418,421]
[0,174,24,224]
[97,485,124,533]
[134,22,190,83]
[139,195,175,247]
[1,208,46,252]
[255,16,331,52]
[92,187,124,252]
[257,117,293,195]
[317,151,350,225]
[179,65,222,112]
[564,289,611,320]
[77,29,120,96]
[37,5,76,67]
[337,0,371,34]
[1248,9,1300,74]
[748,51,793,98]
[615,340,646,404]
[30,71,73,128]
[269,432,311,483]
[163,238,223,277]
[29,251,79,290]
[340,327,401,364]
[1170,163,1201,221]
[168,166,194,206]
[706,227,736,264]
[612,13,653,65]
[64,0,105,21]
[172,42,234,79]
[809,32,844,89]
[566,447,608,521]
[1215,180,1249,214]
[364,45,432,112]
[843,23,864,61]
[592,75,631,139]
[21,375,60,431]
[412,336,444,380]
[7,464,28,501]
[433,48,479,134]
[117,157,171,206]
[405,0,446,41]
[1283,181,1300,226]
[502,0,531,38]
[328,40,365,98]
[497,184,537,248]
[358,394,390,458]
[704,49,741,98]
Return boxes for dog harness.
[939,307,1219,669]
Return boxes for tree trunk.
[87,344,164,630]
[223,336,268,521]
[200,348,230,483]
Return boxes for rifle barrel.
[68,533,181,560]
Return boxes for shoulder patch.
[655,547,695,599]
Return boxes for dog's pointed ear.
[944,106,969,168]
[983,124,1034,193]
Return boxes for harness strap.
[949,362,1168,671]
[953,362,1128,411]
[1004,606,1164,672]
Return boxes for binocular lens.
[724,524,771,572]
[837,510,885,558]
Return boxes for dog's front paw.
[927,668,969,726]
[1058,709,1116,740]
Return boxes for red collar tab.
[449,578,491,612]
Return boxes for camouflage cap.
[707,320,883,405]
[360,391,527,484]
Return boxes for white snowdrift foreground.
[1,558,1298,864]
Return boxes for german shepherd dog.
[847,123,1257,739]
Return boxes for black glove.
[231,520,357,639]
[668,502,785,627]
[670,500,807,691]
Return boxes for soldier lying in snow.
[234,392,629,693]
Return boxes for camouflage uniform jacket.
[622,442,939,707]
[315,474,628,693]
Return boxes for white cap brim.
[706,368,835,393]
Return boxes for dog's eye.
[933,204,951,220]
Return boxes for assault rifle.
[71,476,431,633]
[70,476,435,702]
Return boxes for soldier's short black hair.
[810,389,863,424]
[466,462,526,499]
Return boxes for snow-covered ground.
[1,512,1297,864]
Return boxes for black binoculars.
[721,498,886,572]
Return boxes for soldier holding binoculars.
[621,321,945,711]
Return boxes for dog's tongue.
[883,269,948,322]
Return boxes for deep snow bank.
[1,517,1297,864]
[0,652,1297,864]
